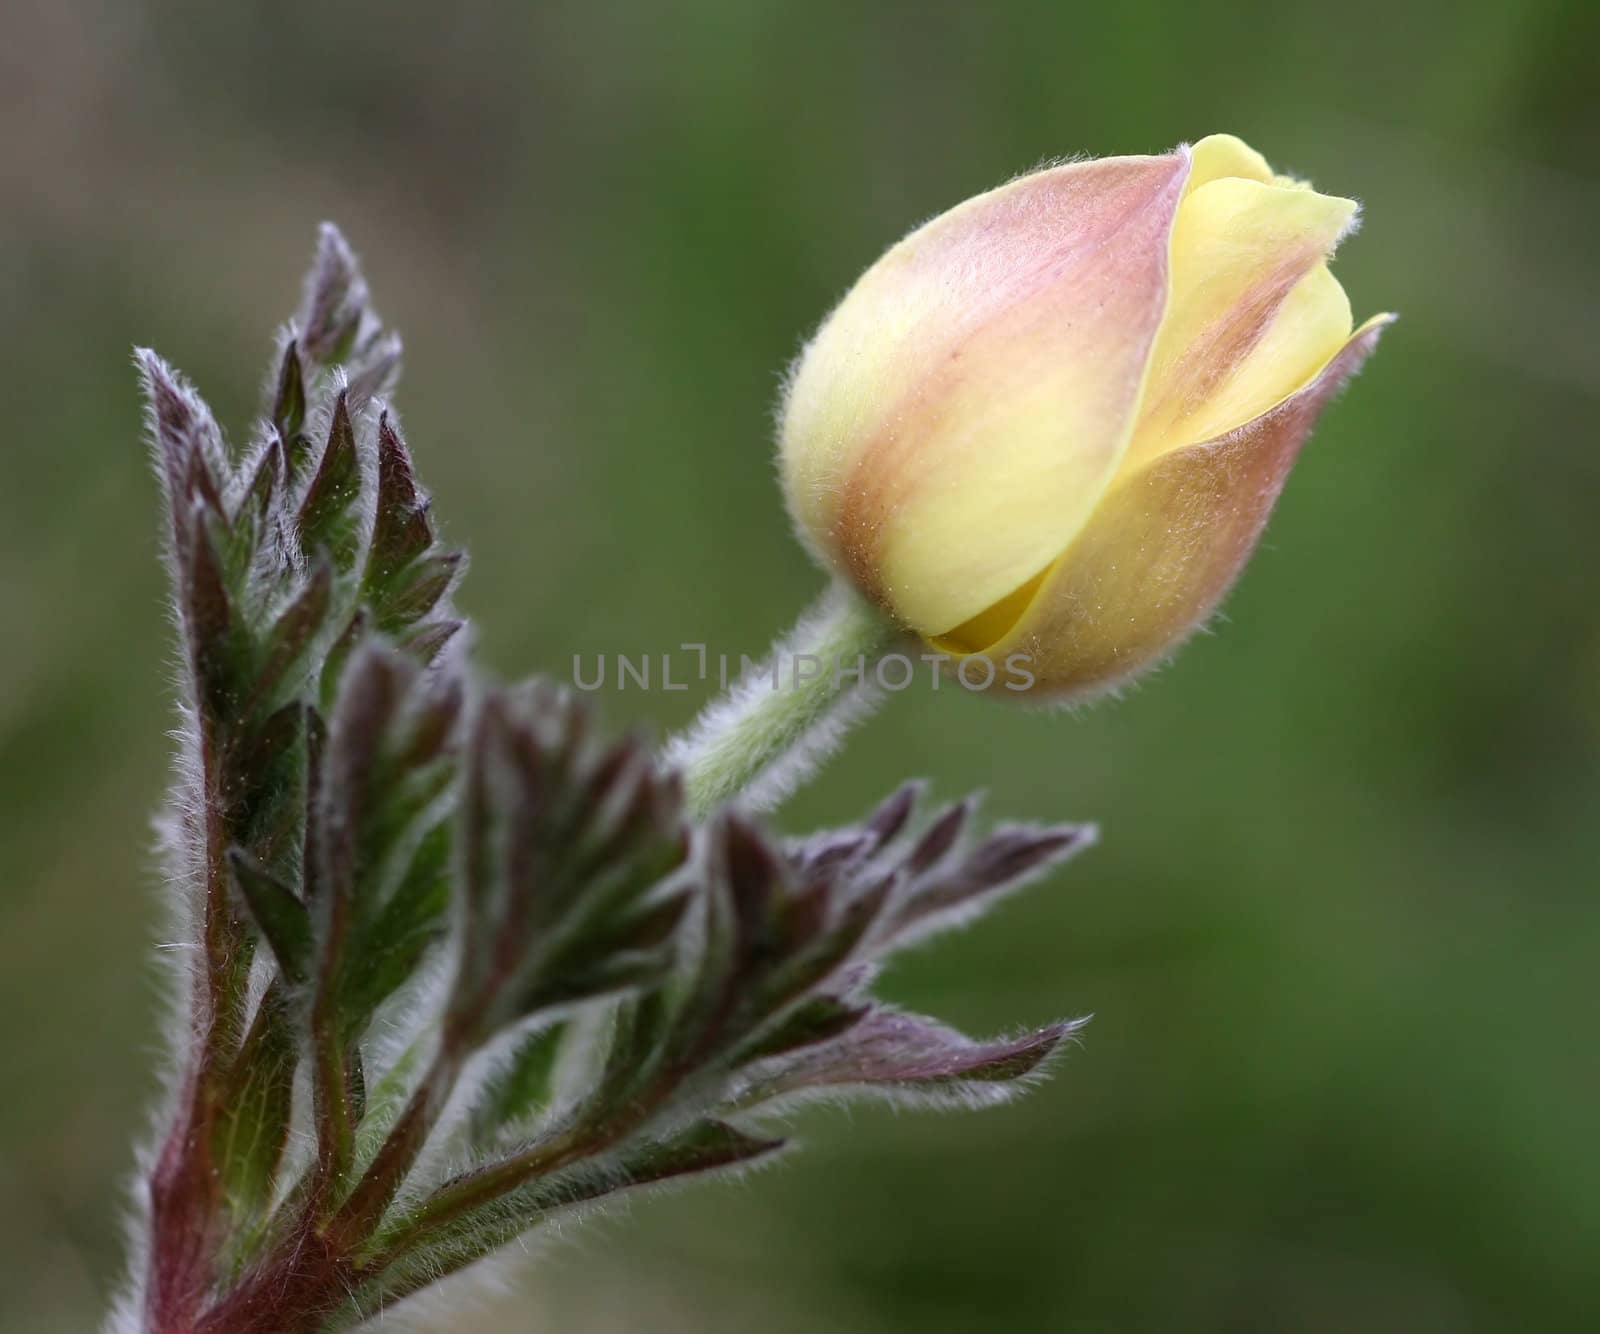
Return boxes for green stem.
[667,581,903,818]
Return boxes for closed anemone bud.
[780,135,1392,697]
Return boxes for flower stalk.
[668,581,906,819]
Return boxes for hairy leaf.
[451,684,689,1040]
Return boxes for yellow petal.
[781,153,1190,635]
[1185,133,1275,192]
[1158,262,1352,458]
[941,315,1392,682]
[1122,176,1358,473]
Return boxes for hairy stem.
[145,711,256,1327]
[666,581,902,818]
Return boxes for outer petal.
[955,315,1393,695]
[1123,177,1358,472]
[781,152,1191,635]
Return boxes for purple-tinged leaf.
[345,331,403,409]
[271,339,307,448]
[137,350,230,528]
[865,779,923,847]
[717,811,784,940]
[792,829,875,884]
[179,437,227,521]
[368,413,435,576]
[181,504,246,721]
[903,797,974,875]
[748,1010,1080,1106]
[325,644,410,801]
[397,675,463,770]
[885,822,1095,947]
[237,434,287,530]
[969,825,1091,884]
[764,872,888,1001]
[453,685,689,1039]
[298,224,370,367]
[397,616,464,669]
[301,642,460,1043]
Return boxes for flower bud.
[780,135,1391,697]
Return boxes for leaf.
[137,349,230,534]
[299,706,328,905]
[646,813,883,1076]
[252,556,333,712]
[586,990,676,1117]
[319,644,413,908]
[226,701,308,861]
[319,608,371,711]
[742,1010,1080,1109]
[398,675,463,770]
[865,780,922,844]
[295,391,361,565]
[236,435,287,533]
[366,413,434,580]
[298,224,370,367]
[469,1022,568,1146]
[359,1121,785,1316]
[229,849,312,984]
[397,616,463,668]
[451,685,689,1040]
[608,1119,786,1187]
[351,1036,428,1177]
[373,549,464,632]
[882,822,1094,948]
[181,505,249,723]
[132,223,1098,1331]
[520,942,680,1012]
[299,642,461,1073]
[346,1045,368,1127]
[902,797,973,875]
[345,332,403,409]
[626,787,1090,1120]
[213,986,298,1221]
[731,993,870,1066]
[271,339,308,447]
[337,819,452,1032]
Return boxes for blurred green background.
[3,1,1597,1330]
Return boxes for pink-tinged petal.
[954,315,1393,694]
[1123,177,1359,472]
[781,151,1192,635]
